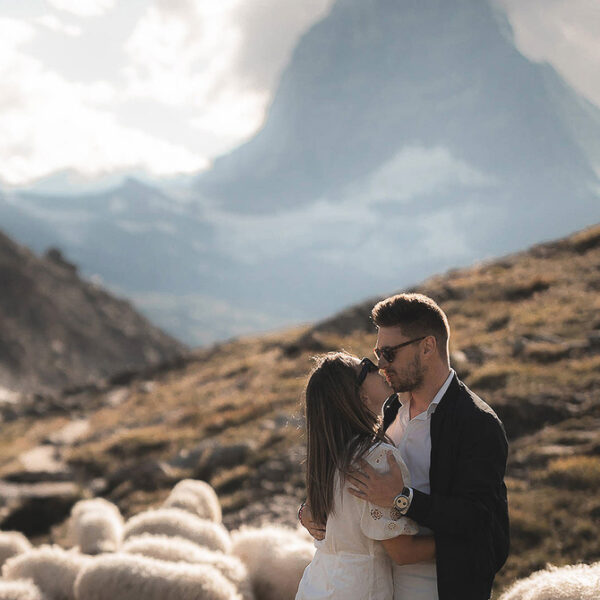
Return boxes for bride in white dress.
[295,352,435,600]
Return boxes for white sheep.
[122,534,254,600]
[2,545,92,600]
[68,498,124,554]
[0,579,46,600]
[499,561,600,600]
[0,532,32,568]
[74,552,242,600]
[163,479,222,523]
[123,508,231,553]
[231,525,315,600]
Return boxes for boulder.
[0,480,81,537]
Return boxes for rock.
[514,338,589,362]
[224,493,302,531]
[450,350,470,378]
[88,478,108,496]
[45,247,78,272]
[512,444,575,468]
[281,330,329,358]
[493,395,573,439]
[312,304,375,336]
[486,314,510,332]
[194,441,256,479]
[45,419,90,446]
[0,387,21,405]
[106,387,129,407]
[18,446,64,471]
[460,345,493,366]
[587,332,600,349]
[169,445,207,471]
[257,459,289,483]
[139,381,156,394]
[0,480,82,537]
[4,445,73,483]
[106,459,180,493]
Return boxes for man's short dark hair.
[371,293,450,360]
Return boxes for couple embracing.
[295,293,509,600]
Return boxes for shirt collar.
[428,369,455,415]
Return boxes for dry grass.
[544,455,600,490]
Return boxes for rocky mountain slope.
[0,223,598,594]
[0,230,186,397]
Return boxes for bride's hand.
[299,503,326,541]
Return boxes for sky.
[0,0,599,188]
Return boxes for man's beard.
[386,355,425,393]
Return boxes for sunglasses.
[357,357,379,386]
[373,336,426,363]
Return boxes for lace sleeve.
[357,444,419,541]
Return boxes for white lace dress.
[295,442,418,600]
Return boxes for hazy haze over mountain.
[2,0,599,345]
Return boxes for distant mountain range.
[0,230,186,397]
[1,0,599,345]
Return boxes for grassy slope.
[1,224,599,593]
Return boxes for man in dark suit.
[347,293,509,600]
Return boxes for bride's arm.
[381,535,435,565]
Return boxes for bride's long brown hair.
[304,351,387,526]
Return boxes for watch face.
[394,495,409,511]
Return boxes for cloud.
[204,145,490,272]
[356,146,495,205]
[0,0,336,184]
[35,14,82,36]
[228,0,335,90]
[0,16,206,185]
[123,0,335,144]
[45,0,116,18]
[0,15,34,50]
[496,0,600,108]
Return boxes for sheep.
[163,479,222,523]
[2,545,92,600]
[69,499,122,523]
[0,579,46,600]
[231,525,315,600]
[123,508,231,553]
[74,552,243,600]
[122,534,254,600]
[68,499,124,554]
[0,532,32,568]
[499,561,600,600]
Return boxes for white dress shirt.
[385,369,455,600]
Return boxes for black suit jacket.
[382,374,509,600]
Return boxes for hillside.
[0,223,599,594]
[0,230,186,397]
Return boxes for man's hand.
[348,451,405,507]
[299,503,326,541]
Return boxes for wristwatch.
[393,487,413,514]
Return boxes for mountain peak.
[198,0,599,218]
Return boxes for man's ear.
[422,335,437,356]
